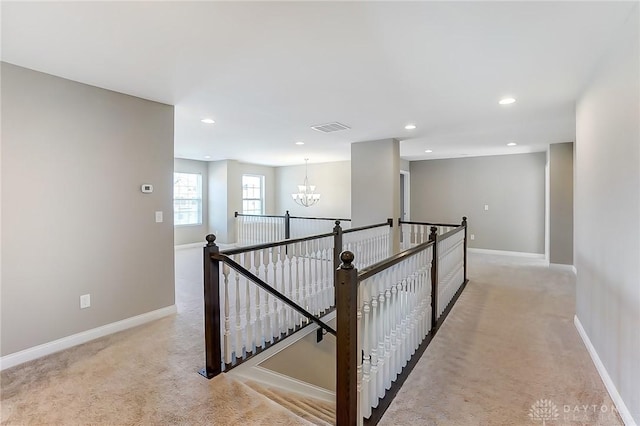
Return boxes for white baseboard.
[549,263,577,274]
[0,305,177,371]
[574,315,637,426]
[468,248,545,259]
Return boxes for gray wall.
[174,158,208,245]
[548,143,574,265]
[575,5,639,422]
[351,139,400,250]
[410,153,546,254]
[276,161,351,218]
[1,63,175,356]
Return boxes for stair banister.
[336,251,358,426]
[200,234,222,379]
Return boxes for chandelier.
[291,158,321,207]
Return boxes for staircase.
[245,380,336,425]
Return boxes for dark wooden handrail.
[221,231,335,256]
[399,219,460,228]
[211,251,337,338]
[235,211,286,219]
[289,215,351,222]
[342,218,393,234]
[235,210,351,222]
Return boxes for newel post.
[462,216,468,283]
[333,220,344,272]
[336,251,358,426]
[199,234,222,379]
[285,210,291,240]
[429,226,439,330]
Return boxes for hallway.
[0,250,620,425]
[380,253,621,425]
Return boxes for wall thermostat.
[141,184,153,193]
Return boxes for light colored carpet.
[379,254,622,426]
[1,249,621,425]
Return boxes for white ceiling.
[1,1,635,166]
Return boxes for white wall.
[410,153,546,254]
[208,160,276,244]
[575,5,640,423]
[174,158,209,245]
[275,161,351,219]
[1,63,175,356]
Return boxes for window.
[242,174,264,215]
[174,172,202,225]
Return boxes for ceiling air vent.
[310,122,351,133]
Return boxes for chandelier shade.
[292,159,320,207]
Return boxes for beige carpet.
[1,249,621,425]
[379,254,622,426]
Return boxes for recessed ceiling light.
[499,97,516,105]
[295,141,305,145]
[405,124,417,130]
[507,142,517,146]
[204,155,211,159]
[201,118,215,124]
[424,149,433,153]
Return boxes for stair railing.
[399,219,461,250]
[200,219,392,379]
[336,217,468,425]
[235,210,352,246]
[200,234,337,379]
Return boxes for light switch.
[155,211,163,223]
[484,204,489,211]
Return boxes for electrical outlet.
[155,211,163,223]
[484,204,489,211]
[80,294,91,309]
[470,234,475,240]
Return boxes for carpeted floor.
[0,249,621,425]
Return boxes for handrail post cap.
[335,220,341,226]
[340,251,355,269]
[430,226,438,233]
[205,234,217,246]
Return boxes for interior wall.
[351,139,400,250]
[208,160,276,244]
[410,153,546,254]
[208,160,229,242]
[548,143,574,265]
[174,158,209,245]
[575,5,640,423]
[236,162,276,215]
[275,161,351,218]
[1,63,175,356]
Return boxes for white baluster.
[233,254,242,361]
[243,252,253,353]
[286,243,295,329]
[361,284,372,418]
[262,248,272,344]
[221,262,232,364]
[253,250,263,348]
[369,275,379,408]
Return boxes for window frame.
[173,172,203,226]
[242,174,265,215]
